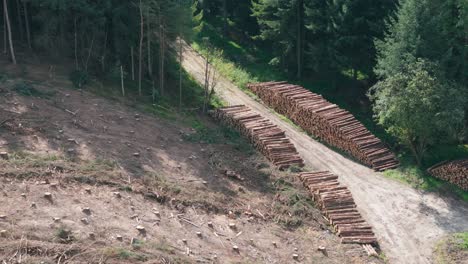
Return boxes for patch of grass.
[55,227,74,243]
[69,70,90,88]
[13,81,55,98]
[184,119,254,154]
[103,247,147,262]
[4,151,61,168]
[271,178,316,228]
[454,233,468,250]
[0,73,7,83]
[143,172,182,195]
[383,153,468,202]
[434,233,468,264]
[1,151,123,184]
[78,158,116,173]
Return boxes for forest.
[1,0,467,178]
[1,1,468,263]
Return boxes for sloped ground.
[0,59,378,263]
[179,40,468,264]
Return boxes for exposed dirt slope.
[0,59,377,263]
[180,41,468,264]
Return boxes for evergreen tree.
[371,0,467,162]
[369,59,465,165]
[375,0,466,84]
[332,0,396,79]
[252,0,306,79]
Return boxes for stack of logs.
[211,105,304,170]
[299,171,377,245]
[247,81,399,171]
[427,159,468,190]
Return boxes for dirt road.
[180,42,468,264]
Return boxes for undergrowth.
[271,178,316,228]
[183,118,253,154]
[13,80,55,98]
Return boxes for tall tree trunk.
[138,0,144,96]
[84,33,94,72]
[4,0,16,64]
[120,65,125,96]
[203,56,209,113]
[296,0,303,80]
[160,28,165,96]
[101,28,107,72]
[179,37,183,111]
[3,4,6,54]
[23,0,31,49]
[131,46,135,81]
[158,9,165,97]
[152,78,156,102]
[15,0,23,41]
[147,8,152,77]
[222,0,227,37]
[74,17,78,69]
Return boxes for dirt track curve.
[180,41,468,264]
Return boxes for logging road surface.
[179,40,468,264]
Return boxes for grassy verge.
[383,147,468,201]
[434,232,468,263]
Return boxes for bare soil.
[0,58,378,263]
[180,41,468,264]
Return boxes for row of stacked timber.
[247,81,399,171]
[210,105,304,170]
[427,159,468,190]
[299,171,378,245]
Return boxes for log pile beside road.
[211,105,304,170]
[247,81,399,171]
[427,159,468,190]
[299,171,377,245]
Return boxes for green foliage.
[103,248,148,262]
[369,59,466,165]
[13,81,54,98]
[375,0,466,84]
[69,70,90,88]
[454,233,468,250]
[383,154,468,202]
[272,178,315,228]
[55,227,74,243]
[251,0,395,79]
[0,73,7,83]
[184,119,253,154]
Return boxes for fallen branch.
[0,118,12,127]
[177,216,200,228]
[65,109,78,116]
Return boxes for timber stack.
[427,159,468,190]
[211,105,304,170]
[299,171,378,245]
[247,81,399,171]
